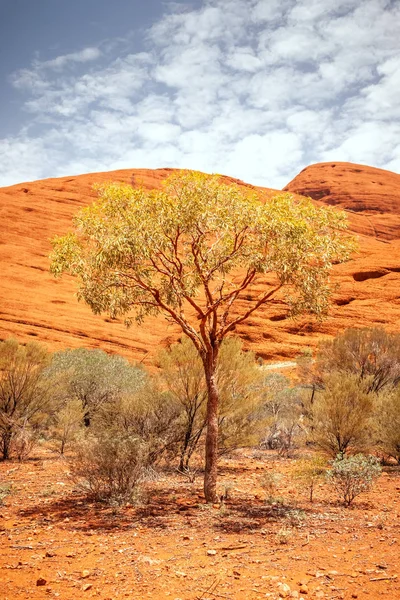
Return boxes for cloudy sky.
[0,0,399,189]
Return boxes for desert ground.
[1,447,399,600]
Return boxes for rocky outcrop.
[1,163,400,365]
[284,162,400,240]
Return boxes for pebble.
[207,549,217,556]
[299,584,308,594]
[277,582,291,598]
[81,569,91,578]
[82,583,92,591]
[36,578,47,586]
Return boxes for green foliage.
[71,380,183,503]
[217,337,264,453]
[158,337,207,470]
[50,170,354,502]
[46,348,145,427]
[310,372,374,457]
[94,379,182,466]
[0,339,52,460]
[326,454,381,506]
[49,398,84,454]
[50,171,354,355]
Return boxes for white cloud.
[0,0,399,189]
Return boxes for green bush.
[326,454,381,506]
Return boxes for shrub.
[260,471,284,504]
[0,339,52,460]
[375,389,400,463]
[326,454,381,506]
[71,432,151,504]
[310,372,373,456]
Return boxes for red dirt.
[1,164,400,366]
[0,448,399,600]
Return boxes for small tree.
[0,339,52,460]
[50,171,353,502]
[49,398,84,454]
[260,374,304,456]
[310,372,374,457]
[316,328,400,393]
[46,348,144,427]
[216,337,264,454]
[158,336,264,468]
[292,455,327,502]
[158,337,207,471]
[327,454,381,506]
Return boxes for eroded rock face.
[283,162,400,241]
[1,164,400,365]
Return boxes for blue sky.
[0,0,399,188]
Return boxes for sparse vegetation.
[326,453,382,506]
[309,372,374,457]
[50,171,353,502]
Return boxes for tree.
[45,348,144,427]
[158,337,207,471]
[0,339,52,460]
[310,372,374,456]
[216,337,264,454]
[259,373,304,455]
[50,171,353,502]
[316,328,400,393]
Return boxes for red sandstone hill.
[284,161,400,240]
[1,163,400,365]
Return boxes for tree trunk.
[204,350,219,503]
[1,427,13,461]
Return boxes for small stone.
[207,549,217,556]
[351,594,358,599]
[82,583,92,591]
[299,584,308,594]
[45,551,55,558]
[81,570,91,579]
[278,583,291,598]
[290,592,300,598]
[36,578,47,586]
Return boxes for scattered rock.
[36,578,47,586]
[81,569,91,578]
[207,549,217,556]
[82,583,92,591]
